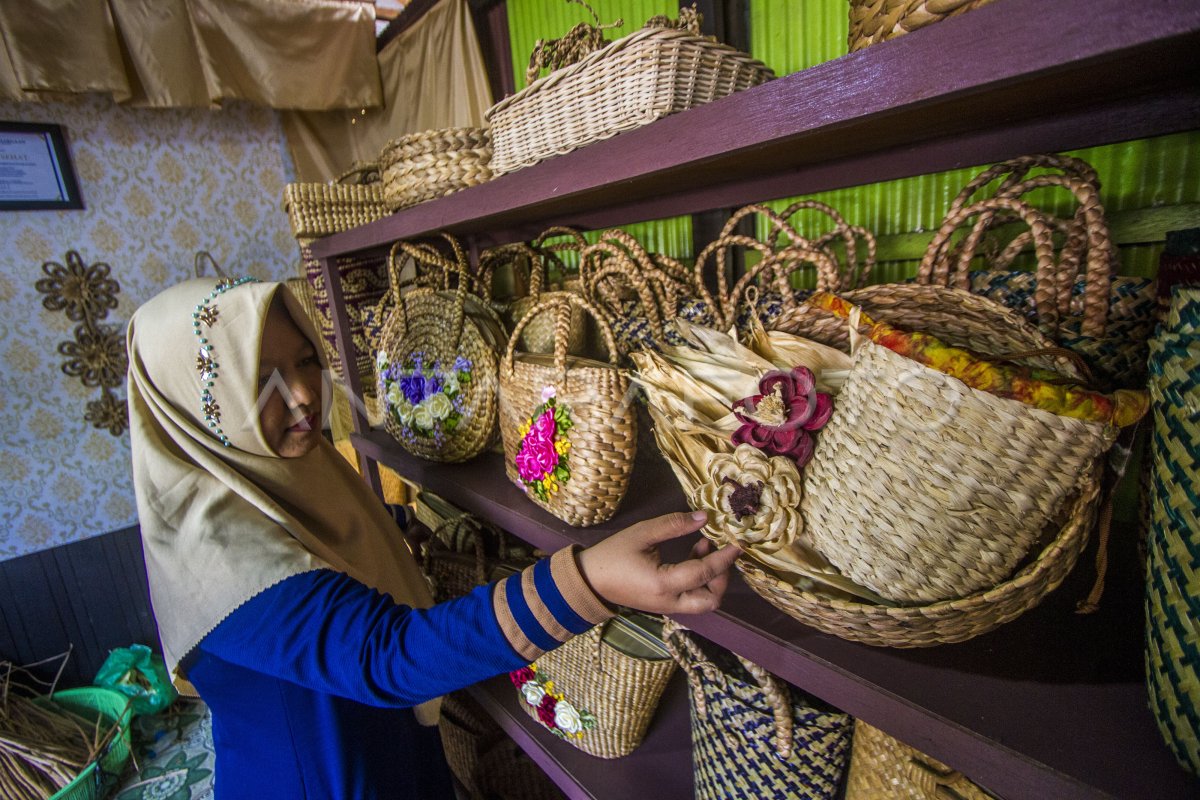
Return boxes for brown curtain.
[0,0,382,110]
[280,0,494,182]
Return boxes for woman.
[127,276,740,799]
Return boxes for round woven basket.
[499,293,635,527]
[379,127,492,211]
[739,465,1101,647]
[802,332,1115,604]
[376,241,505,463]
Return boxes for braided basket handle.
[503,293,620,384]
[771,199,877,291]
[194,250,227,279]
[424,515,489,587]
[390,235,484,350]
[661,619,795,760]
[333,160,380,185]
[579,239,669,344]
[918,197,1064,334]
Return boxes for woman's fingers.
[628,511,709,547]
[663,542,740,596]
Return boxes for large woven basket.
[376,240,505,463]
[917,154,1157,390]
[282,162,390,242]
[1145,287,1200,774]
[379,127,492,211]
[844,720,997,799]
[499,293,636,526]
[510,614,675,759]
[663,620,852,799]
[848,0,999,52]
[486,25,773,176]
[739,465,1101,646]
[802,318,1116,604]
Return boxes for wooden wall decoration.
[34,250,128,436]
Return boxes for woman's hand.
[576,511,740,615]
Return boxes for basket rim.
[486,26,774,120]
[737,464,1101,644]
[380,127,492,161]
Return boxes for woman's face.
[257,298,324,458]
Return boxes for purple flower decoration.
[400,373,426,405]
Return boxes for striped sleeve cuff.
[492,545,614,661]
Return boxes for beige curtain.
[280,0,494,182]
[0,0,381,110]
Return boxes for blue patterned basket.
[664,621,852,800]
[1145,286,1200,774]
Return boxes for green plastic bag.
[94,644,178,716]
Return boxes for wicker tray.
[379,127,492,211]
[486,26,773,176]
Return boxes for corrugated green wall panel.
[506,0,693,259]
[748,0,1200,279]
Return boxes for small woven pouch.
[663,620,852,799]
[376,235,506,463]
[917,154,1156,390]
[499,293,636,527]
[509,612,676,759]
[1145,287,1200,774]
[844,720,998,799]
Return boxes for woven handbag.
[376,236,506,463]
[480,240,586,355]
[844,720,998,799]
[509,612,676,759]
[663,620,853,799]
[419,514,536,603]
[499,293,636,527]
[1145,287,1200,775]
[848,0,999,52]
[486,7,773,176]
[801,298,1121,604]
[378,127,492,211]
[917,154,1157,390]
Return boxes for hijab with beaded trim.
[127,277,434,695]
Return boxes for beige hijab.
[127,278,434,699]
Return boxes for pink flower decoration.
[517,408,560,482]
[537,694,558,728]
[510,667,535,687]
[732,366,832,468]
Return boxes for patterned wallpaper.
[0,94,301,560]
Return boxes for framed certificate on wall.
[0,122,83,210]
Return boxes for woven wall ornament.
[34,250,128,436]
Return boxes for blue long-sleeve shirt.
[186,546,612,799]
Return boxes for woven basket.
[663,620,852,799]
[510,614,676,759]
[738,464,1101,646]
[844,720,997,799]
[499,293,636,526]
[1145,287,1200,774]
[486,25,773,176]
[481,240,586,355]
[420,513,536,603]
[379,127,492,211]
[917,154,1157,390]
[802,319,1116,604]
[283,161,390,242]
[848,0,999,52]
[376,238,505,463]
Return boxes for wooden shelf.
[312,0,1200,257]
[354,429,1196,800]
[467,672,695,800]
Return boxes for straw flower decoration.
[692,444,804,552]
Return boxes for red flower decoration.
[537,693,558,728]
[510,666,535,687]
[732,366,833,467]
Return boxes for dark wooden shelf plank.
[467,672,694,800]
[353,429,1197,800]
[312,0,1200,257]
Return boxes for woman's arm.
[196,546,610,708]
